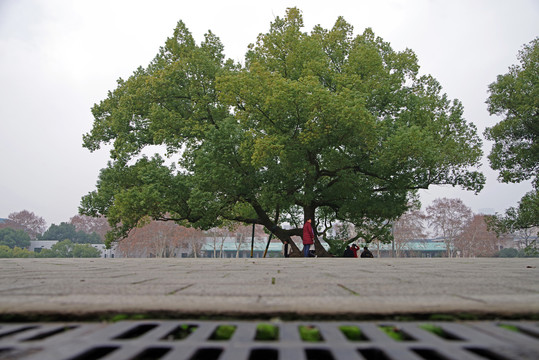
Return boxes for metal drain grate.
[0,321,537,360]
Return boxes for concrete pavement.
[0,257,538,320]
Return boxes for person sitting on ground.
[351,244,359,258]
[360,246,374,258]
[343,246,354,257]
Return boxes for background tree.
[323,221,356,256]
[207,227,232,258]
[81,8,485,256]
[70,214,110,243]
[393,208,427,257]
[0,245,13,258]
[116,220,183,257]
[0,245,35,258]
[34,240,100,258]
[48,239,74,258]
[8,210,47,239]
[0,228,31,249]
[72,244,102,258]
[455,215,502,257]
[40,223,102,244]
[12,246,35,258]
[426,198,473,257]
[116,220,207,257]
[232,224,266,258]
[485,37,538,242]
[130,219,184,258]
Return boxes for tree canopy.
[0,228,31,249]
[81,8,484,255]
[485,37,539,234]
[39,222,102,244]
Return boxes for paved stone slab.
[0,258,537,319]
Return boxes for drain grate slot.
[358,348,392,360]
[68,345,119,360]
[114,324,159,340]
[412,348,453,360]
[248,348,278,360]
[465,347,513,360]
[188,347,223,360]
[305,348,335,360]
[161,324,198,341]
[0,321,536,360]
[129,346,171,360]
[0,326,39,339]
[22,325,78,341]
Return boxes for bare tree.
[231,224,265,258]
[456,215,503,257]
[393,209,427,257]
[8,210,47,239]
[180,226,206,258]
[117,220,190,257]
[207,227,233,258]
[426,198,473,257]
[70,214,110,242]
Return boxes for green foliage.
[0,228,31,249]
[486,189,538,241]
[485,37,539,185]
[255,324,279,340]
[81,8,485,250]
[339,325,364,341]
[299,325,322,342]
[33,240,101,258]
[211,325,236,340]
[497,248,519,258]
[0,245,12,258]
[495,247,538,258]
[108,314,153,322]
[419,324,445,338]
[11,247,34,258]
[0,245,36,258]
[498,324,520,333]
[40,223,102,244]
[379,325,407,341]
[325,238,350,256]
[485,38,539,234]
[72,244,102,258]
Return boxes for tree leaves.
[82,8,485,252]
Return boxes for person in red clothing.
[351,244,359,258]
[302,218,315,257]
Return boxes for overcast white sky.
[1,0,538,226]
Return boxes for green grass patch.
[210,325,236,340]
[419,324,445,337]
[379,325,409,341]
[299,325,323,342]
[498,324,520,332]
[108,314,152,322]
[339,325,364,341]
[255,323,279,341]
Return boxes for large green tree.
[81,8,484,255]
[39,223,102,244]
[485,37,538,237]
[0,228,31,249]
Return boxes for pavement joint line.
[166,284,194,295]
[452,294,489,304]
[337,284,360,296]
